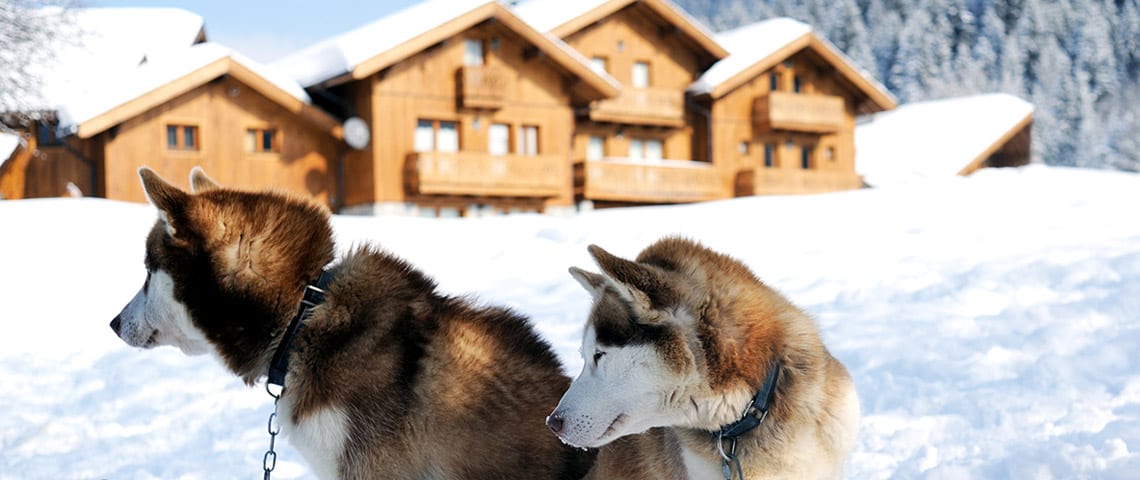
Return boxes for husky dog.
[547,238,858,479]
[110,167,593,479]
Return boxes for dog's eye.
[593,350,606,364]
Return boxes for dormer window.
[632,61,649,88]
[464,39,484,66]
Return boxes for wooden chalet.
[516,0,730,207]
[688,18,897,197]
[855,93,1034,187]
[2,45,343,205]
[3,2,915,214]
[276,0,619,216]
[0,8,343,206]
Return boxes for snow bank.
[856,93,1035,187]
[1,165,1138,478]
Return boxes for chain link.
[263,387,283,480]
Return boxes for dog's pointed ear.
[189,166,220,193]
[587,244,673,307]
[569,266,607,298]
[139,167,189,238]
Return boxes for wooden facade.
[692,30,897,197]
[543,0,730,206]
[326,2,616,215]
[1,56,343,206]
[4,1,912,213]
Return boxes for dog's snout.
[546,413,565,435]
[110,315,122,336]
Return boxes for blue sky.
[90,0,422,62]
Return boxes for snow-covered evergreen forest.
[677,0,1140,171]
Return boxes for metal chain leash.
[263,385,283,480]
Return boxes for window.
[793,76,802,93]
[629,139,643,161]
[769,73,778,91]
[414,120,435,152]
[738,141,749,155]
[37,123,63,146]
[489,123,510,155]
[644,139,662,161]
[590,56,608,73]
[764,143,775,168]
[166,125,199,151]
[632,61,650,88]
[629,138,662,161]
[518,125,539,156]
[801,145,813,169]
[246,128,278,153]
[437,121,459,152]
[415,119,459,153]
[587,136,604,161]
[825,147,835,162]
[464,39,484,66]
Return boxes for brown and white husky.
[548,237,859,479]
[110,167,593,479]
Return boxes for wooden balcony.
[406,151,565,198]
[589,87,684,127]
[736,167,863,196]
[574,158,725,204]
[458,66,507,110]
[753,92,846,133]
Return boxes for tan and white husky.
[110,167,593,479]
[547,237,859,479]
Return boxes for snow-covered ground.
[1,165,1138,478]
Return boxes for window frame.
[632,61,650,88]
[166,124,200,151]
[415,119,461,153]
[518,125,539,156]
[246,127,279,154]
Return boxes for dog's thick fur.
[548,238,859,479]
[110,167,593,479]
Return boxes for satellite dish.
[343,117,370,150]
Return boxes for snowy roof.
[4,7,205,114]
[856,93,1035,187]
[512,0,725,58]
[273,0,618,97]
[273,0,494,87]
[688,18,811,96]
[512,0,610,32]
[0,131,22,168]
[689,17,894,110]
[62,42,313,135]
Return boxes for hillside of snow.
[1,165,1138,478]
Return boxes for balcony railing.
[736,167,863,196]
[753,92,846,133]
[458,66,507,110]
[406,151,565,198]
[574,158,725,204]
[589,87,685,127]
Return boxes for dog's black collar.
[713,359,781,479]
[266,270,333,395]
[718,359,781,440]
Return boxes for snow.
[273,0,619,92]
[3,165,1140,478]
[512,0,612,33]
[856,93,1036,187]
[60,43,313,130]
[688,18,811,96]
[0,131,20,166]
[9,7,204,114]
[272,0,495,87]
[688,17,894,105]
